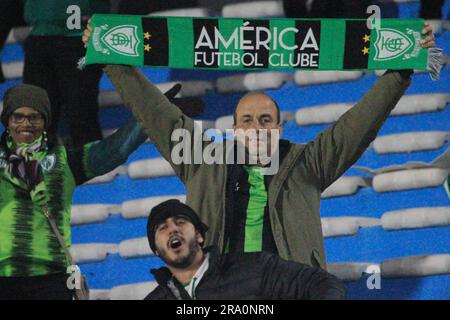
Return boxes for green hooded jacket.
[0,117,146,277]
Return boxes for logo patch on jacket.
[0,150,6,169]
[40,154,56,172]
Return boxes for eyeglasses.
[10,113,44,125]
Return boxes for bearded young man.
[145,199,345,300]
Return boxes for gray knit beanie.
[1,84,51,128]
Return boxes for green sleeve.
[66,116,146,185]
[82,117,147,180]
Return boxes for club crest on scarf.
[374,28,420,61]
[95,24,141,57]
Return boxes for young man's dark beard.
[159,237,201,269]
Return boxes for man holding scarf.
[82,22,436,271]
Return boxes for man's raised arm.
[303,23,435,191]
[83,21,203,182]
[304,69,411,191]
[103,65,199,182]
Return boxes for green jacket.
[0,117,146,277]
[105,65,411,269]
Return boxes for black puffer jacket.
[145,247,345,300]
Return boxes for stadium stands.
[0,0,449,300]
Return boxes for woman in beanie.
[0,83,152,299]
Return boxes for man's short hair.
[233,92,281,125]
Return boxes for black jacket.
[145,247,345,300]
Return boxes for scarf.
[80,15,443,79]
[6,136,47,198]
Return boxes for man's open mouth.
[168,237,183,250]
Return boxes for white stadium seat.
[294,71,363,86]
[328,263,379,281]
[381,207,450,231]
[71,243,118,264]
[373,131,450,154]
[216,72,293,93]
[295,94,449,126]
[321,176,368,198]
[321,217,381,238]
[372,168,448,192]
[119,237,153,259]
[330,254,450,281]
[6,26,31,44]
[127,157,175,179]
[381,254,450,278]
[121,195,186,219]
[391,94,449,116]
[1,61,24,80]
[71,204,121,225]
[84,166,127,185]
[295,103,353,126]
[355,147,450,175]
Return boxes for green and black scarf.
[81,14,444,79]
